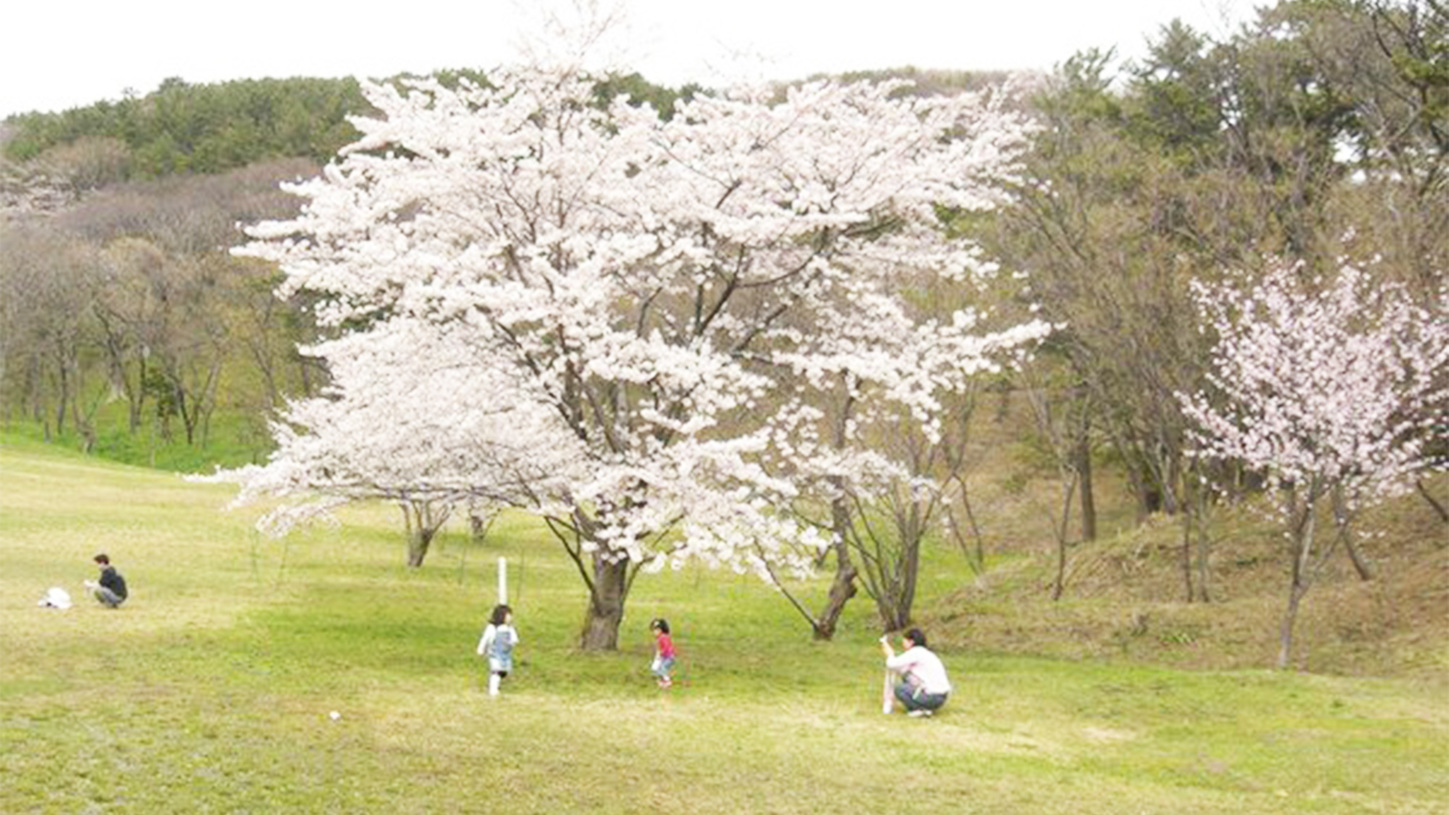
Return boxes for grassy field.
[2,438,1446,814]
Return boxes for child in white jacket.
[477,604,519,696]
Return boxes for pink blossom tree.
[227,61,1041,650]
[763,302,1049,635]
[200,317,564,566]
[1179,260,1447,668]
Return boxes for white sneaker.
[908,709,933,718]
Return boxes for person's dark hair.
[490,604,512,626]
[904,628,927,649]
[650,618,670,635]
[93,553,110,565]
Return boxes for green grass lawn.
[2,439,1445,814]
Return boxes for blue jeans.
[92,587,125,608]
[894,682,947,712]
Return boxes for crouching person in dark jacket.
[86,553,128,608]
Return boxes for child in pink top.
[650,618,676,688]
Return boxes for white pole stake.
[497,557,508,605]
[880,635,894,714]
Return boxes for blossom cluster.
[1180,259,1448,512]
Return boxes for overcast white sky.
[2,0,1256,119]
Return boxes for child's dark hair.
[93,553,110,565]
[490,604,512,626]
[650,618,670,635]
[904,627,927,648]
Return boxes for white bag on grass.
[38,587,72,609]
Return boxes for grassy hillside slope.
[924,471,1449,677]
[1,439,1445,813]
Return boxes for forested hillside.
[0,68,700,468]
[2,76,366,174]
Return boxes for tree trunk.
[1277,582,1307,669]
[812,484,859,640]
[404,508,433,568]
[879,604,909,633]
[1277,489,1318,669]
[813,539,857,640]
[897,537,920,628]
[874,544,920,633]
[198,359,223,448]
[1077,431,1097,542]
[175,383,196,445]
[402,500,451,568]
[1180,509,1195,603]
[1051,539,1068,601]
[1343,537,1373,582]
[1414,478,1448,525]
[298,353,318,398]
[1177,478,1212,603]
[811,397,863,640]
[947,479,987,575]
[469,511,494,543]
[406,531,431,568]
[129,357,146,434]
[580,553,630,651]
[1330,485,1373,581]
[1118,444,1157,523]
[53,361,69,436]
[1051,471,1078,601]
[1195,496,1212,603]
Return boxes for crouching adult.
[881,628,951,717]
[86,553,128,608]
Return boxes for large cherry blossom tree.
[1179,260,1447,667]
[230,61,1042,650]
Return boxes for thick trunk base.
[406,534,430,568]
[812,561,856,641]
[579,554,630,651]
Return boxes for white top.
[886,645,952,695]
[477,623,519,656]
